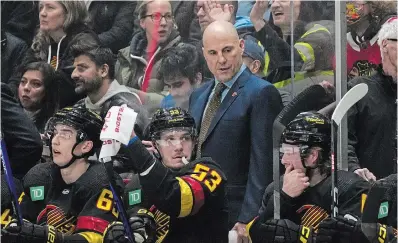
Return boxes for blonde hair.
[31,1,88,60]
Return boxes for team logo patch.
[30,186,44,201]
[378,202,389,219]
[129,189,141,206]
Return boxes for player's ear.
[81,141,94,154]
[306,148,320,166]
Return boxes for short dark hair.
[157,43,203,84]
[70,35,116,80]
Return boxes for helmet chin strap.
[57,143,88,170]
[299,146,319,177]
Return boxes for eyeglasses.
[156,135,193,147]
[142,12,173,23]
[52,130,74,140]
[280,146,301,155]
[387,38,397,42]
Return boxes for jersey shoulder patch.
[23,162,53,199]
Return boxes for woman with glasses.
[115,0,183,114]
[103,107,229,243]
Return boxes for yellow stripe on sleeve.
[176,177,193,218]
[78,231,103,243]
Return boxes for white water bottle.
[228,230,239,243]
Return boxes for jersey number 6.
[191,164,222,192]
[96,189,119,218]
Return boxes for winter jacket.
[115,29,181,116]
[171,1,202,44]
[1,1,39,46]
[1,31,28,85]
[1,83,42,179]
[88,1,137,53]
[255,20,335,105]
[116,29,181,92]
[347,66,397,179]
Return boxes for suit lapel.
[204,68,250,141]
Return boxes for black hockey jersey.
[258,171,370,229]
[20,162,124,243]
[124,157,229,243]
[0,174,24,228]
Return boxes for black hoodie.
[347,66,397,179]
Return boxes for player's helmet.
[149,107,197,141]
[45,104,104,154]
[282,111,331,157]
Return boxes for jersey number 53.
[191,164,222,192]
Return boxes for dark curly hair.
[157,43,203,84]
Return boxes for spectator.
[116,0,181,94]
[157,43,203,110]
[9,1,101,108]
[347,17,397,181]
[346,1,397,80]
[1,1,39,46]
[242,38,265,77]
[1,83,42,179]
[189,21,283,239]
[18,62,59,133]
[250,0,335,105]
[134,1,202,45]
[70,45,150,173]
[1,30,28,85]
[87,1,137,53]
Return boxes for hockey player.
[1,105,124,243]
[247,111,370,242]
[103,107,228,243]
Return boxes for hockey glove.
[316,216,366,243]
[2,219,64,243]
[128,208,157,243]
[103,208,156,243]
[361,222,397,243]
[248,218,314,243]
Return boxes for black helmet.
[45,104,104,159]
[149,107,196,140]
[282,111,331,151]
